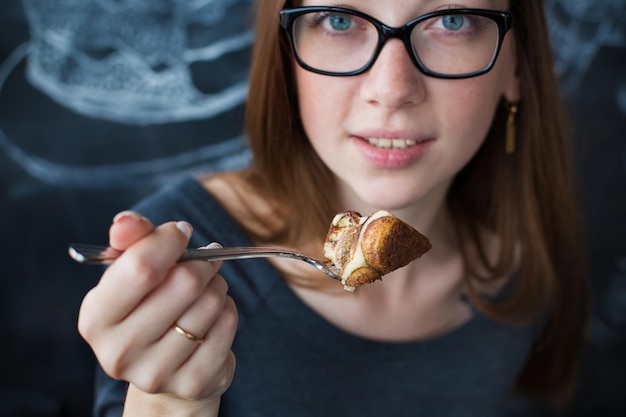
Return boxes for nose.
[359,39,426,109]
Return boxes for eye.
[325,13,353,31]
[303,11,371,39]
[440,15,465,31]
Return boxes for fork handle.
[68,243,307,265]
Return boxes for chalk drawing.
[0,0,253,190]
[544,0,626,95]
[0,42,250,192]
[21,0,254,125]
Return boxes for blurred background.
[0,1,624,416]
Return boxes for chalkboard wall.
[1,1,624,416]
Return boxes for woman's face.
[295,0,520,214]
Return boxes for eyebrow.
[301,0,508,12]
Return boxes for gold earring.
[506,102,518,155]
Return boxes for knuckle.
[123,257,160,289]
[198,286,226,312]
[213,273,229,293]
[181,274,229,319]
[218,297,239,330]
[97,343,131,380]
[212,354,237,396]
[179,358,235,400]
[178,379,208,401]
[221,352,237,388]
[174,276,205,300]
[119,358,171,395]
[134,370,168,395]
[175,368,208,400]
[77,296,98,340]
[170,264,206,295]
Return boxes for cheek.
[296,69,350,147]
[438,35,517,143]
[430,81,503,171]
[443,87,499,141]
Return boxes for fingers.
[85,220,199,327]
[172,297,238,399]
[109,211,154,251]
[165,299,237,401]
[123,281,238,399]
[78,211,238,403]
[168,267,230,345]
[121,256,229,347]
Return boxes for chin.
[353,188,422,212]
[337,171,441,212]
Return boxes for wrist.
[123,384,221,417]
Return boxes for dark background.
[1,1,625,416]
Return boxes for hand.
[78,211,238,414]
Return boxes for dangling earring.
[506,102,518,155]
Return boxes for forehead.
[299,0,510,12]
[297,1,510,26]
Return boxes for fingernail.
[176,221,193,239]
[199,242,223,249]
[113,210,144,224]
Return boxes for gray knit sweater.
[93,176,540,417]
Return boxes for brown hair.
[244,0,589,410]
[245,0,340,241]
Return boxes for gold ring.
[172,324,204,344]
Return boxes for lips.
[352,134,434,169]
[366,137,417,150]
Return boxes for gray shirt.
[93,177,540,417]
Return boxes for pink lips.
[351,134,434,169]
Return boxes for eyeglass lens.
[292,10,501,77]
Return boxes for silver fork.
[68,243,341,281]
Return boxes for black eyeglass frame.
[279,7,513,79]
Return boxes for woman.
[79,1,589,416]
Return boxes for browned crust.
[343,266,382,288]
[324,210,432,291]
[361,216,432,274]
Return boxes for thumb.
[109,211,154,250]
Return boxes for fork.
[68,243,341,281]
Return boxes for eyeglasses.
[279,7,513,79]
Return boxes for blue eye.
[328,14,352,31]
[441,15,464,30]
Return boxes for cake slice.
[323,210,431,292]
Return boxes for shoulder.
[132,175,220,226]
[200,170,288,243]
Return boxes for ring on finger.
[172,323,204,344]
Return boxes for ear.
[503,67,521,103]
[502,36,522,103]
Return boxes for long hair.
[244,0,589,409]
[245,0,339,244]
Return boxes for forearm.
[123,384,221,417]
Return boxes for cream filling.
[340,210,393,290]
[324,212,361,266]
[367,138,417,150]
